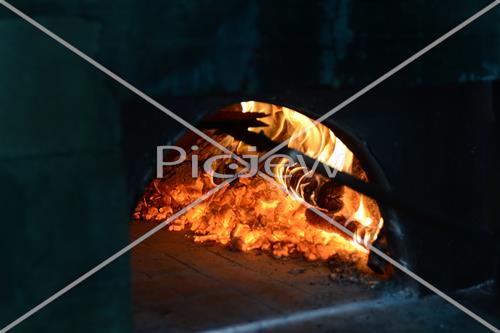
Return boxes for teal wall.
[2,1,498,97]
[0,13,130,333]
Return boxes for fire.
[241,101,353,173]
[133,101,384,269]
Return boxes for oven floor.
[131,222,499,333]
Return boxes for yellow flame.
[241,101,353,172]
[240,101,382,248]
[135,101,385,267]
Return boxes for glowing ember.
[133,101,384,268]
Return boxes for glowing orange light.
[134,101,384,269]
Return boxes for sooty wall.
[1,1,499,332]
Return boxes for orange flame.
[134,101,384,268]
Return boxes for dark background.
[1,1,499,332]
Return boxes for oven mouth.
[132,100,407,278]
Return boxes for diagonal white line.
[256,172,499,332]
[1,0,498,332]
[0,177,239,333]
[0,2,250,331]
[249,1,500,329]
[0,0,250,170]
[257,0,500,163]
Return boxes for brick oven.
[2,1,500,332]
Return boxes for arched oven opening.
[133,101,406,277]
[130,101,415,331]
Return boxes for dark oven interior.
[124,82,500,332]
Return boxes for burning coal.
[133,101,384,269]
